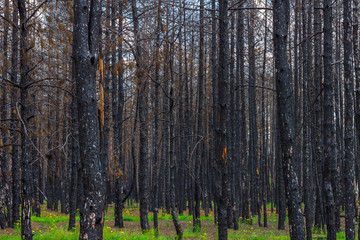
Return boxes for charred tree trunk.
[248,0,259,220]
[0,0,11,229]
[10,5,20,227]
[313,0,325,230]
[73,0,105,238]
[68,86,80,230]
[323,0,337,238]
[18,0,33,238]
[302,1,313,239]
[194,0,204,231]
[353,0,360,235]
[214,0,230,239]
[131,0,150,231]
[273,0,306,238]
[343,0,356,238]
[114,0,129,229]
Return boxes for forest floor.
[0,203,350,239]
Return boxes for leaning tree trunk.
[73,0,105,239]
[273,0,306,239]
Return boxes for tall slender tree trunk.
[114,0,128,228]
[151,0,161,233]
[353,0,360,235]
[238,7,250,223]
[73,0,105,238]
[10,5,20,227]
[261,4,268,228]
[18,0,33,238]
[323,0,337,238]
[1,0,11,228]
[313,0,325,230]
[68,84,80,230]
[343,0,356,238]
[214,0,230,239]
[194,0,204,231]
[248,0,259,219]
[169,86,182,239]
[131,0,150,231]
[228,4,235,229]
[273,0,305,238]
[302,1,313,239]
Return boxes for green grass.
[104,209,214,223]
[103,228,169,240]
[32,215,72,225]
[228,231,290,240]
[0,203,354,239]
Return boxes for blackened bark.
[238,7,250,223]
[18,0,32,238]
[211,0,219,226]
[276,113,286,230]
[114,0,128,229]
[214,0,230,239]
[248,0,259,219]
[343,0,356,238]
[68,83,80,230]
[302,2,313,239]
[46,115,56,211]
[313,0,325,230]
[194,0,204,231]
[151,0,161,233]
[54,87,61,212]
[260,2,268,228]
[354,0,360,235]
[60,106,68,214]
[10,5,20,227]
[233,4,243,229]
[273,0,305,239]
[73,0,105,238]
[101,3,110,209]
[31,99,41,217]
[177,3,186,216]
[1,0,11,228]
[211,0,217,213]
[323,0,336,238]
[169,88,183,239]
[227,7,235,229]
[334,4,343,231]
[131,0,150,231]
[293,0,301,193]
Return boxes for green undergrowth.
[228,230,290,240]
[1,204,353,239]
[104,207,214,223]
